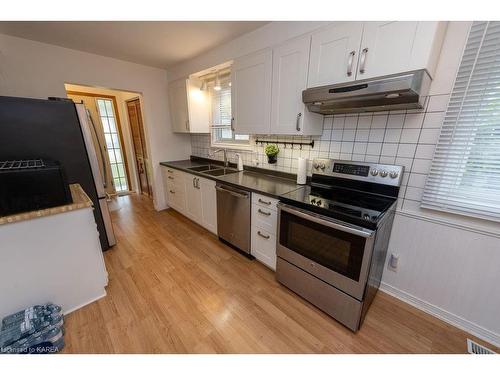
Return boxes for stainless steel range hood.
[302,70,431,115]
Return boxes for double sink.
[187,164,239,177]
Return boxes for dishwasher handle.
[215,185,249,199]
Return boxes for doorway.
[67,91,131,196]
[126,98,153,197]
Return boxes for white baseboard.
[62,291,107,316]
[379,282,500,348]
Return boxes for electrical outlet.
[389,253,399,271]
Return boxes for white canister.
[297,157,308,185]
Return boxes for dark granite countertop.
[160,158,303,198]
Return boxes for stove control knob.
[311,198,316,204]
[389,170,399,179]
[316,200,322,206]
[370,169,378,176]
[363,214,371,221]
[379,170,388,178]
[319,163,326,170]
[313,162,320,170]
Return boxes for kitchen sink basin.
[187,164,221,172]
[202,168,239,176]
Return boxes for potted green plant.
[265,144,279,164]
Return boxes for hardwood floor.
[63,193,495,353]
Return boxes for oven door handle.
[278,203,375,238]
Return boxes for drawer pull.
[258,208,271,216]
[167,169,173,173]
[258,198,272,205]
[257,231,270,239]
[168,176,174,180]
[169,190,175,194]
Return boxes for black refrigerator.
[0,95,116,251]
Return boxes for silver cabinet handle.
[359,48,368,74]
[258,198,272,205]
[231,117,235,132]
[347,50,356,77]
[185,120,189,131]
[192,177,196,188]
[258,208,271,216]
[195,178,200,189]
[167,169,173,174]
[257,231,270,239]
[168,176,174,180]
[169,190,175,194]
[295,112,302,132]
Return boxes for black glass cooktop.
[279,185,397,229]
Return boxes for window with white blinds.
[210,76,249,145]
[421,21,500,221]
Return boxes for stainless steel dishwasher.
[215,183,251,255]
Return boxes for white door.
[183,174,202,223]
[169,78,190,133]
[357,21,420,80]
[271,36,311,135]
[199,177,217,235]
[231,49,273,134]
[308,22,363,87]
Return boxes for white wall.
[0,33,191,210]
[171,21,500,346]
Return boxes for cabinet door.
[168,78,190,133]
[186,77,210,133]
[308,22,363,87]
[199,177,217,235]
[251,226,276,270]
[231,49,272,134]
[358,22,420,80]
[271,36,311,135]
[183,174,202,223]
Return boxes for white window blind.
[421,21,500,221]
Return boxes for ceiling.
[0,21,269,69]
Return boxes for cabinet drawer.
[251,226,276,270]
[252,203,277,234]
[253,193,279,211]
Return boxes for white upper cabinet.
[358,22,445,80]
[308,22,363,87]
[307,21,447,87]
[231,49,273,134]
[168,78,190,133]
[271,36,323,135]
[169,77,210,134]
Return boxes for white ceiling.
[0,21,269,69]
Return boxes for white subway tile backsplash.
[384,128,402,143]
[419,128,440,144]
[191,94,447,213]
[381,143,398,157]
[371,114,388,129]
[397,143,417,158]
[387,114,405,128]
[400,128,421,143]
[415,144,436,159]
[353,142,368,154]
[366,142,382,155]
[358,115,372,129]
[423,112,445,128]
[403,113,425,129]
[369,128,385,142]
[412,158,432,174]
[355,129,370,141]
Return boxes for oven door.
[277,203,375,300]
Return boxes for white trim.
[379,282,500,348]
[396,209,500,239]
[62,291,107,316]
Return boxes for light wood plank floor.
[63,194,496,353]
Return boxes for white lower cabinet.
[251,192,279,270]
[162,167,217,235]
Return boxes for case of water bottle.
[0,303,65,354]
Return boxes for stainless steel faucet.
[212,148,228,168]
